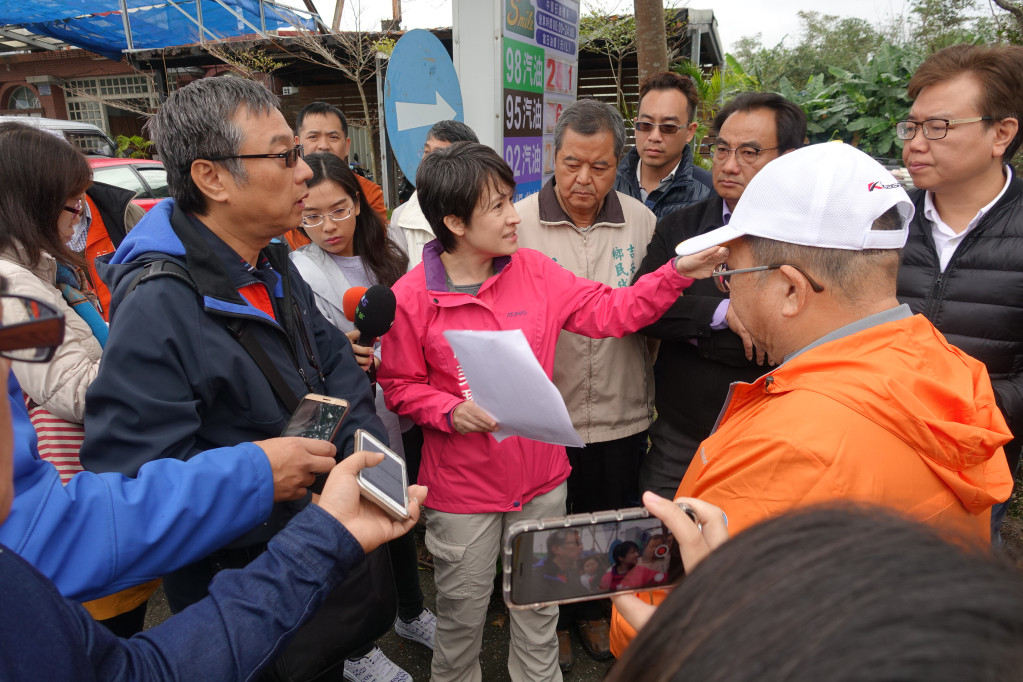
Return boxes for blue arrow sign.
[384,29,464,185]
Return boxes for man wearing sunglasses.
[632,93,806,501]
[609,141,1014,657]
[613,72,711,220]
[895,44,1023,542]
[78,77,388,655]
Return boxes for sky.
[307,0,917,53]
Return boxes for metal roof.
[0,1,319,60]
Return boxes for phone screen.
[358,433,408,511]
[509,516,683,606]
[281,397,349,440]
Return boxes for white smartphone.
[354,428,410,521]
[281,394,350,441]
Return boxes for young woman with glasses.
[288,152,436,682]
[0,121,161,637]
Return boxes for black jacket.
[897,174,1023,462]
[614,145,712,220]
[633,195,766,436]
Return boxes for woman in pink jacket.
[378,142,724,682]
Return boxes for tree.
[673,55,759,168]
[635,0,668,83]
[580,0,689,117]
[279,1,394,182]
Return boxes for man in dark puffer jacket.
[895,44,1023,540]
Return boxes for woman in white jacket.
[289,152,435,682]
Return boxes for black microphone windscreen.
[354,285,397,340]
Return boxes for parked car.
[0,115,117,157]
[88,158,169,212]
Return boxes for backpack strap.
[121,260,302,413]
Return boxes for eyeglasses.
[633,120,684,135]
[712,263,825,294]
[712,145,780,166]
[62,198,84,218]
[204,145,304,168]
[0,292,65,363]
[300,206,354,228]
[895,117,992,141]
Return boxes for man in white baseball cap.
[672,141,1012,538]
[609,140,1015,654]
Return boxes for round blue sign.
[384,29,464,185]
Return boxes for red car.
[88,158,169,212]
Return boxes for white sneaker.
[342,646,412,682]
[393,607,437,650]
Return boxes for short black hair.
[426,120,478,144]
[416,142,515,253]
[296,101,348,138]
[713,92,807,154]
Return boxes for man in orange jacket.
[609,141,1014,656]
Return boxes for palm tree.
[672,56,759,169]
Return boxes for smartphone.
[281,394,350,441]
[502,503,697,609]
[354,428,410,521]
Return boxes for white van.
[0,115,117,157]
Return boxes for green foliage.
[775,44,924,159]
[673,56,759,169]
[729,0,1023,160]
[115,134,153,159]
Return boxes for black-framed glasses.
[895,117,992,141]
[633,120,684,135]
[0,293,65,363]
[713,263,825,294]
[204,145,304,168]
[62,198,84,217]
[712,144,779,166]
[300,206,354,228]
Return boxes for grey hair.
[145,77,281,214]
[745,207,904,304]
[553,99,626,160]
[426,120,478,144]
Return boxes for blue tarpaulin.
[0,1,315,60]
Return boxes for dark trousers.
[559,431,647,628]
[639,416,703,500]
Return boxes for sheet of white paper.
[442,329,584,448]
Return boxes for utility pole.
[393,0,402,26]
[634,0,668,82]
[332,0,344,32]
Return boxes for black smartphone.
[502,503,697,609]
[354,429,410,521]
[281,394,350,441]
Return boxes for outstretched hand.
[315,449,427,554]
[675,246,729,280]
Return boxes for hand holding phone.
[315,448,424,554]
[354,429,410,521]
[611,494,730,633]
[503,502,700,609]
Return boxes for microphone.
[353,285,396,391]
[342,286,368,323]
[354,285,397,347]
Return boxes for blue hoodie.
[0,372,274,602]
[80,199,384,550]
